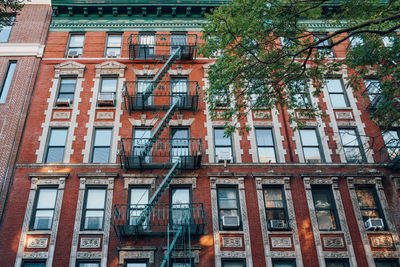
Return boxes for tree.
[201,0,400,135]
[0,0,25,28]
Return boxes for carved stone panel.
[322,236,345,248]
[76,251,102,259]
[222,237,243,248]
[53,111,70,120]
[271,236,292,248]
[22,252,48,259]
[335,111,353,120]
[370,235,394,248]
[254,110,271,120]
[26,238,48,249]
[80,237,101,249]
[96,112,114,120]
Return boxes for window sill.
[53,106,73,110]
[332,107,352,110]
[27,230,52,235]
[218,230,243,234]
[79,230,104,235]
[317,230,343,234]
[96,106,116,110]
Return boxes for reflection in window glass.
[355,187,385,226]
[299,129,323,163]
[83,188,106,230]
[91,129,112,163]
[326,79,349,108]
[311,187,339,231]
[217,188,240,230]
[45,128,67,163]
[0,61,16,103]
[31,188,57,230]
[256,128,276,163]
[214,129,233,162]
[339,129,364,163]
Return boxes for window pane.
[258,147,276,163]
[375,261,397,267]
[300,129,318,146]
[49,129,68,146]
[86,189,106,209]
[343,147,363,162]
[59,78,76,93]
[101,78,117,93]
[94,129,112,146]
[46,147,65,163]
[266,209,286,221]
[171,35,187,45]
[0,25,12,43]
[350,36,364,47]
[312,190,332,209]
[139,34,155,45]
[171,78,188,94]
[34,210,54,230]
[172,129,189,139]
[303,147,321,162]
[222,262,244,267]
[24,263,46,267]
[218,188,237,199]
[273,263,295,267]
[215,129,232,146]
[84,210,104,229]
[172,189,190,204]
[382,130,399,144]
[339,129,358,147]
[107,35,122,47]
[256,129,274,146]
[326,79,343,93]
[70,35,84,47]
[356,188,377,209]
[0,61,16,103]
[315,210,336,230]
[219,199,238,209]
[329,94,348,108]
[130,188,149,205]
[264,188,284,208]
[37,189,57,209]
[92,147,110,163]
[126,264,147,267]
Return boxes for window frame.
[325,78,350,108]
[138,32,156,59]
[214,128,234,163]
[90,128,113,163]
[170,127,190,162]
[29,186,58,231]
[217,186,242,231]
[81,187,107,231]
[66,33,85,58]
[56,76,77,105]
[355,185,386,229]
[76,260,101,267]
[105,32,122,58]
[314,33,335,58]
[221,258,246,267]
[311,186,341,231]
[338,128,366,163]
[255,128,277,163]
[290,80,311,108]
[299,128,324,163]
[374,259,400,267]
[124,260,149,267]
[44,128,68,163]
[263,186,290,231]
[133,128,152,163]
[22,260,47,267]
[272,259,297,267]
[0,60,17,103]
[170,186,192,227]
[325,259,350,267]
[128,186,150,227]
[136,76,154,106]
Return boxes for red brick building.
[0,0,51,221]
[0,1,400,267]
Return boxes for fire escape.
[114,33,205,266]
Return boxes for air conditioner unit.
[217,150,232,163]
[67,50,79,58]
[55,98,71,107]
[107,50,120,58]
[97,93,115,106]
[307,159,321,164]
[222,215,240,229]
[269,220,287,229]
[365,218,384,231]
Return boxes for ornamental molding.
[209,176,245,190]
[270,237,292,249]
[133,65,159,76]
[53,111,71,120]
[222,237,243,248]
[76,251,102,259]
[26,238,48,249]
[124,177,156,189]
[270,251,297,258]
[119,250,155,264]
[80,238,101,249]
[161,248,201,264]
[95,61,126,77]
[54,61,85,78]
[30,177,67,190]
[23,252,48,259]
[370,235,394,248]
[322,236,345,248]
[96,111,114,120]
[168,64,193,76]
[220,251,246,258]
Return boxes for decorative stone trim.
[271,237,292,248]
[254,176,303,267]
[370,235,394,248]
[303,176,357,267]
[15,173,68,267]
[54,61,85,78]
[322,237,345,248]
[118,247,157,265]
[222,237,243,248]
[53,111,71,120]
[95,61,126,77]
[133,66,159,76]
[167,64,193,76]
[80,238,101,249]
[69,175,115,267]
[209,175,253,267]
[161,246,201,264]
[77,251,103,259]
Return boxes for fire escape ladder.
[160,225,185,267]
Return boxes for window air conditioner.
[55,98,71,107]
[217,150,232,163]
[364,218,384,231]
[222,215,240,229]
[67,50,79,58]
[307,159,321,164]
[97,93,115,106]
[107,50,119,58]
[269,219,287,229]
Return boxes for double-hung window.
[133,128,152,163]
[311,187,340,231]
[0,17,14,42]
[125,262,148,267]
[91,128,112,163]
[326,78,349,108]
[82,188,106,230]
[171,188,191,226]
[355,186,385,229]
[171,33,187,56]
[171,128,189,163]
[31,188,58,230]
[98,77,117,106]
[375,259,399,267]
[255,128,277,163]
[136,77,153,107]
[66,34,84,58]
[314,34,335,57]
[214,128,233,163]
[382,130,400,160]
[291,80,311,108]
[364,79,382,108]
[217,187,241,230]
[299,129,323,163]
[77,261,101,267]
[45,128,68,163]
[171,77,188,107]
[0,61,16,103]
[325,259,349,267]
[56,77,76,106]
[264,187,289,230]
[139,33,155,59]
[129,187,149,228]
[105,33,122,58]
[339,128,365,163]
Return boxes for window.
[100,77,117,95]
[349,36,364,47]
[129,188,149,228]
[314,34,335,57]
[66,34,85,57]
[0,61,16,103]
[375,259,399,267]
[82,188,106,230]
[31,188,58,230]
[263,187,289,230]
[291,80,311,107]
[171,128,189,162]
[364,79,382,108]
[171,77,188,106]
[139,33,155,59]
[325,259,349,267]
[0,17,14,42]
[255,128,277,163]
[213,94,230,107]
[125,261,148,267]
[299,129,323,163]
[214,128,233,162]
[311,187,340,231]
[272,259,296,267]
[382,129,400,160]
[56,77,76,105]
[339,128,365,163]
[221,259,246,267]
[171,188,191,226]
[77,261,100,267]
[326,79,349,108]
[45,128,68,163]
[217,187,241,230]
[355,186,385,228]
[280,37,294,50]
[382,36,395,47]
[91,128,112,163]
[105,33,122,58]
[22,261,46,267]
[133,129,152,163]
[136,77,153,107]
[171,33,187,55]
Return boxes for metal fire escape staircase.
[133,46,191,266]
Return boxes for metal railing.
[112,203,206,236]
[128,33,197,60]
[380,138,400,169]
[123,81,199,111]
[119,138,202,170]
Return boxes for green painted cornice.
[52,0,229,6]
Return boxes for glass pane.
[222,262,244,267]
[219,199,237,209]
[382,36,394,47]
[258,147,276,163]
[0,25,12,43]
[315,210,336,230]
[218,188,237,199]
[171,35,187,45]
[339,129,359,147]
[303,147,322,162]
[46,147,65,163]
[59,78,76,93]
[139,34,155,45]
[329,94,348,108]
[37,189,57,209]
[326,79,343,93]
[264,188,284,208]
[214,129,232,146]
[266,209,286,221]
[300,129,318,146]
[78,263,100,267]
[256,129,274,146]
[312,189,332,209]
[172,129,189,139]
[69,35,84,47]
[172,189,190,204]
[48,129,67,146]
[107,35,122,47]
[34,210,54,230]
[86,189,106,209]
[134,129,151,139]
[106,47,121,57]
[350,36,364,47]
[0,62,16,103]
[171,79,188,94]
[94,129,112,146]
[361,210,380,219]
[364,79,381,96]
[356,188,377,209]
[343,147,363,163]
[219,209,239,217]
[84,211,104,230]
[23,263,46,267]
[101,78,117,93]
[126,264,147,267]
[382,130,399,144]
[274,263,294,267]
[92,147,110,163]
